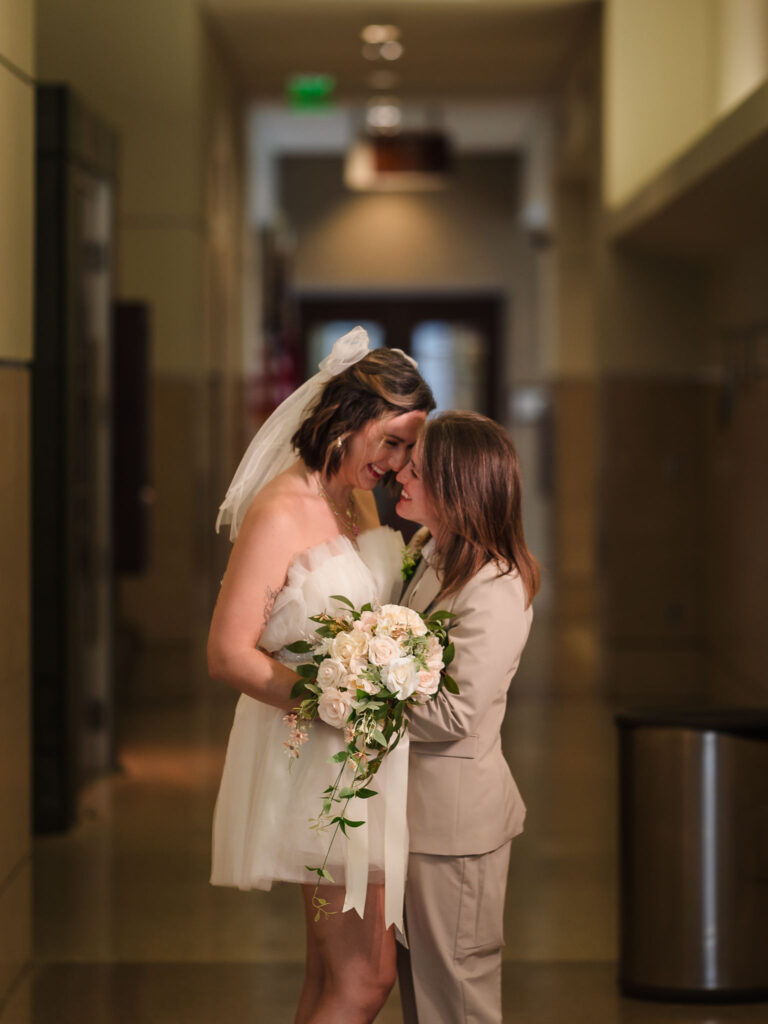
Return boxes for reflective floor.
[3,614,767,1022]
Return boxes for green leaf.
[341,818,364,828]
[330,594,355,610]
[289,680,307,699]
[443,642,455,667]
[371,728,387,746]
[296,663,318,678]
[330,750,349,763]
[360,602,373,613]
[315,625,335,638]
[338,786,356,799]
[319,868,335,882]
[355,788,377,799]
[443,673,460,695]
[285,639,314,654]
[427,609,453,621]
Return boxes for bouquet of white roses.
[283,596,456,919]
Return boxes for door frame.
[296,291,505,420]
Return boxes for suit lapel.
[403,558,444,615]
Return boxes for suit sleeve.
[405,569,531,744]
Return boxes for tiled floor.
[2,614,766,1022]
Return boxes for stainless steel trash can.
[616,709,768,1002]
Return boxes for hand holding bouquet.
[284,597,456,919]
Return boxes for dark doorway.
[297,293,504,420]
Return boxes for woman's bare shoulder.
[235,467,325,553]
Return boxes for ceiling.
[206,1,600,101]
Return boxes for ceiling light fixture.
[366,97,402,133]
[379,40,404,62]
[344,131,453,192]
[361,24,400,45]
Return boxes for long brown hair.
[420,411,540,605]
[292,347,435,477]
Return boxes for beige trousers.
[397,842,511,1024]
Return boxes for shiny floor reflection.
[4,614,766,1022]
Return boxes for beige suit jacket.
[402,534,532,857]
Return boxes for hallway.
[4,615,766,1023]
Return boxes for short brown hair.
[292,348,435,476]
[421,411,540,604]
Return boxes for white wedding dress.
[210,525,409,928]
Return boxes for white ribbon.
[342,794,370,920]
[341,733,409,934]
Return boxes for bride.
[207,327,435,1024]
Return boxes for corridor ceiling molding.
[205,0,599,100]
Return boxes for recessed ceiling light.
[361,24,400,45]
[362,42,381,61]
[380,40,404,62]
[366,98,402,132]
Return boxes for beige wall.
[281,153,541,389]
[605,0,768,209]
[715,0,768,116]
[706,243,768,707]
[37,0,246,650]
[599,1,768,706]
[0,0,34,1009]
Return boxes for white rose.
[353,611,378,635]
[331,629,369,665]
[425,635,444,672]
[368,633,403,667]
[358,677,381,695]
[415,668,441,699]
[377,604,409,632]
[403,608,428,637]
[317,686,352,729]
[342,672,363,692]
[316,658,346,691]
[382,656,419,700]
[348,654,368,676]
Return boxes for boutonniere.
[401,529,431,584]
[401,547,422,584]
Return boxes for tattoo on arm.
[263,584,279,630]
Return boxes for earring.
[336,436,343,449]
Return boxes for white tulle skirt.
[210,527,410,929]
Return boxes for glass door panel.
[411,320,487,414]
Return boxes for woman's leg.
[402,843,511,1024]
[294,882,397,1024]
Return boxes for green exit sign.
[287,74,336,111]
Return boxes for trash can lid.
[614,707,768,738]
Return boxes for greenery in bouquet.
[283,596,457,920]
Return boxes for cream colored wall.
[604,0,768,209]
[37,0,246,650]
[599,0,768,705]
[36,0,206,377]
[604,0,718,208]
[715,0,768,116]
[282,154,540,388]
[0,0,34,1008]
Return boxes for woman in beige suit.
[394,411,539,1024]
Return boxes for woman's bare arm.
[207,496,306,712]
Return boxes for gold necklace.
[317,478,361,537]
